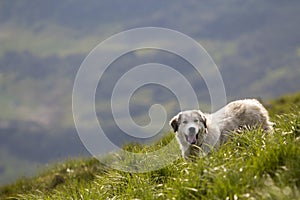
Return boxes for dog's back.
[201,99,274,154]
[211,99,273,145]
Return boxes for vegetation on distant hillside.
[1,93,299,199]
[268,92,300,116]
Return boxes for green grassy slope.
[1,93,300,200]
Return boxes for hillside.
[0,93,299,199]
[0,0,300,185]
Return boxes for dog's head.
[169,110,208,145]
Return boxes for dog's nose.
[189,127,196,133]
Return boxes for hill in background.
[0,0,300,184]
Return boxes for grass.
[1,94,300,199]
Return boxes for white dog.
[169,99,274,159]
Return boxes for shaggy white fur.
[169,99,274,159]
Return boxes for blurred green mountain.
[0,0,299,184]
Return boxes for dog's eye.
[182,121,188,124]
[194,119,199,123]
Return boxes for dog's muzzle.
[186,127,199,144]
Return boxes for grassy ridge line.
[0,93,300,199]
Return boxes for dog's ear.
[169,113,181,133]
[203,115,209,134]
[202,115,207,129]
[197,110,207,129]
